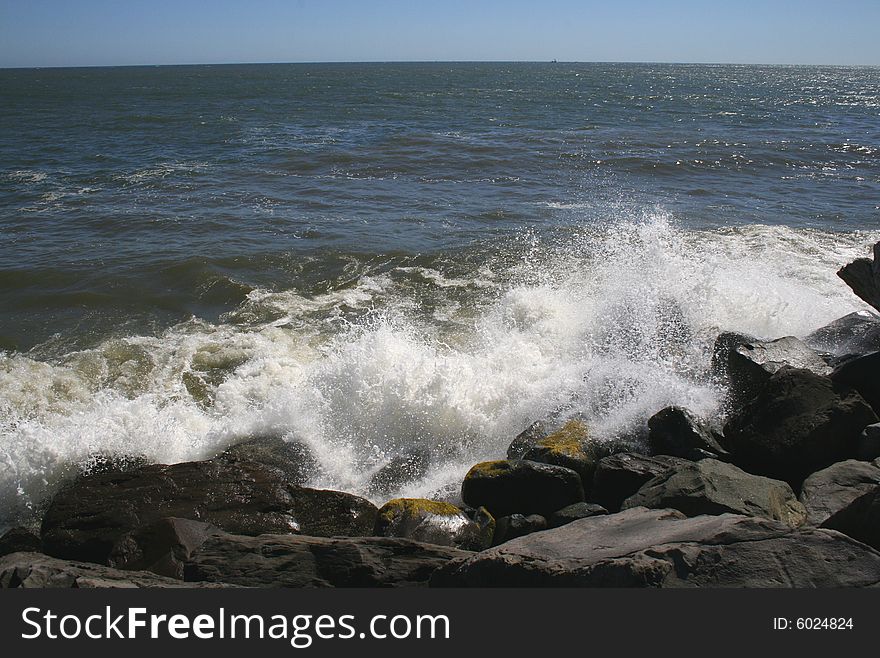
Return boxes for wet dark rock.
[830,351,880,416]
[507,421,547,460]
[0,527,41,557]
[520,420,602,487]
[430,507,880,587]
[714,333,831,406]
[41,457,378,565]
[461,460,584,518]
[492,514,547,545]
[185,532,468,587]
[822,484,880,551]
[219,434,318,486]
[799,459,880,527]
[108,517,217,579]
[548,502,608,528]
[622,459,806,527]
[837,241,880,313]
[647,406,728,461]
[722,367,878,488]
[590,453,687,512]
[0,552,229,588]
[367,450,430,497]
[804,311,880,360]
[858,424,880,461]
[374,498,493,550]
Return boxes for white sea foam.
[1,215,877,523]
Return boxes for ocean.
[1,62,878,526]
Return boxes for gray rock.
[622,459,806,527]
[461,460,584,518]
[804,311,880,359]
[492,514,547,545]
[858,424,880,461]
[507,421,547,460]
[218,434,318,486]
[430,507,880,587]
[548,502,608,529]
[822,484,880,550]
[184,532,468,587]
[519,420,602,487]
[0,527,41,557]
[647,406,728,461]
[0,552,228,588]
[41,457,378,565]
[374,498,492,551]
[722,367,878,487]
[108,517,217,579]
[367,450,430,498]
[799,460,880,526]
[837,241,880,313]
[830,351,880,416]
[590,453,687,512]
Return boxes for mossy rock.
[375,498,491,550]
[521,420,602,488]
[461,459,584,518]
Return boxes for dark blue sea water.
[1,63,879,523]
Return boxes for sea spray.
[1,216,877,524]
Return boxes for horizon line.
[2,58,879,71]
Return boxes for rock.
[548,502,608,528]
[714,333,831,406]
[837,241,880,313]
[858,424,880,461]
[374,499,492,550]
[461,460,584,518]
[830,351,880,415]
[804,311,880,359]
[722,367,878,487]
[492,514,547,545]
[520,420,602,486]
[0,527,41,557]
[647,406,728,461]
[184,532,468,587]
[590,453,687,512]
[107,517,217,579]
[367,450,430,497]
[507,421,547,459]
[430,507,880,587]
[822,484,880,550]
[219,435,317,486]
[622,459,806,527]
[799,460,880,526]
[0,552,228,588]
[41,458,378,564]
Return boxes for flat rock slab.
[185,532,469,587]
[0,552,229,588]
[799,459,880,526]
[431,507,880,587]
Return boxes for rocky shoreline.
[3,244,880,588]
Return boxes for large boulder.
[519,420,602,486]
[858,424,880,461]
[837,241,880,313]
[107,517,217,579]
[430,507,880,587]
[822,484,880,550]
[374,498,493,550]
[0,552,228,588]
[799,459,880,526]
[218,434,318,486]
[492,514,547,545]
[714,334,831,406]
[722,367,878,487]
[184,532,468,587]
[0,527,41,557]
[367,450,430,497]
[507,421,547,459]
[622,459,805,527]
[804,311,880,360]
[590,453,687,512]
[40,458,378,564]
[830,351,880,416]
[647,407,728,461]
[461,460,584,518]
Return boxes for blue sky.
[1,0,878,68]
